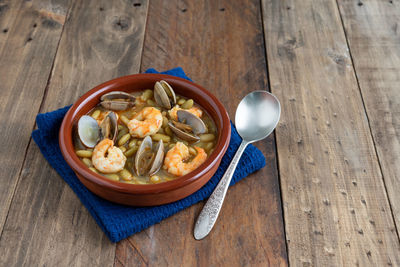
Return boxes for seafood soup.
[74,80,218,184]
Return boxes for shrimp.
[163,142,207,176]
[95,111,119,125]
[92,139,126,173]
[127,107,162,137]
[95,110,109,125]
[169,105,203,121]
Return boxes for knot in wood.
[112,17,131,31]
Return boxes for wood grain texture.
[337,0,400,239]
[261,0,400,266]
[115,0,288,266]
[0,0,23,52]
[0,0,148,266]
[0,0,70,236]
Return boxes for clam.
[154,80,176,109]
[77,112,118,148]
[168,110,207,142]
[77,115,101,148]
[100,91,135,111]
[134,136,165,176]
[99,112,118,142]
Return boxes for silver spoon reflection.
[194,91,281,240]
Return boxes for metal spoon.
[194,90,281,240]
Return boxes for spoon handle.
[194,140,249,240]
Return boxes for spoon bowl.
[235,91,281,142]
[194,90,281,240]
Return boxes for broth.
[74,81,217,184]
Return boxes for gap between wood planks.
[0,1,73,241]
[261,0,400,265]
[0,0,150,265]
[334,0,400,243]
[258,0,290,262]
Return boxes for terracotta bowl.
[59,74,231,206]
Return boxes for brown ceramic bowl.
[59,74,231,206]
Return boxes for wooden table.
[1,0,399,266]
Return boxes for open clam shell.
[77,115,101,148]
[168,110,208,142]
[100,91,136,111]
[168,122,200,142]
[154,80,176,109]
[99,111,118,143]
[134,136,165,176]
[177,110,207,134]
[149,140,164,176]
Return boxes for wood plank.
[337,0,400,240]
[261,0,400,265]
[0,0,149,266]
[115,1,288,266]
[0,0,22,52]
[0,0,70,235]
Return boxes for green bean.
[91,110,101,120]
[199,133,215,142]
[195,142,205,148]
[164,126,173,137]
[204,142,214,152]
[177,98,186,105]
[147,99,156,106]
[117,124,125,131]
[82,158,92,167]
[141,89,153,101]
[181,99,194,109]
[152,133,171,143]
[104,174,119,181]
[165,176,175,182]
[162,116,168,127]
[89,167,99,174]
[128,139,137,148]
[124,146,138,157]
[119,169,133,181]
[157,127,165,134]
[150,175,161,184]
[118,133,131,146]
[169,143,176,149]
[76,150,92,158]
[116,128,129,141]
[189,147,197,156]
[125,161,132,169]
[120,115,130,126]
[119,146,127,153]
[137,140,142,146]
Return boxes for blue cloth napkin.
[32,67,266,242]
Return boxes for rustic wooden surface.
[0,0,70,235]
[1,0,400,266]
[337,0,400,238]
[0,0,148,266]
[115,0,287,266]
[262,0,400,265]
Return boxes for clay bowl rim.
[59,73,231,194]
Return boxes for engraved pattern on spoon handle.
[194,140,249,240]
